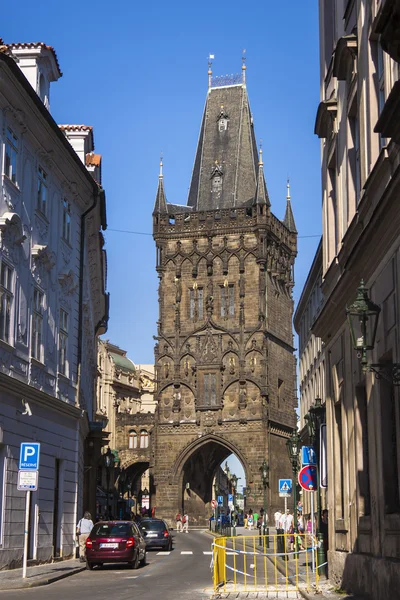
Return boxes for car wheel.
[86,562,94,570]
[168,540,173,551]
[139,550,147,567]
[97,563,103,568]
[129,551,139,569]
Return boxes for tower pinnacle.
[283,178,297,233]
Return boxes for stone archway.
[156,434,250,526]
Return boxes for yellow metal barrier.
[212,533,319,593]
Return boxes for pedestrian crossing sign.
[278,478,292,497]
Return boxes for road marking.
[203,551,213,555]
[124,576,139,579]
[156,551,171,555]
[181,551,193,555]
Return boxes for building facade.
[95,340,156,518]
[294,241,325,430]
[314,2,400,597]
[152,64,298,526]
[0,41,108,568]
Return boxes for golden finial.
[259,140,263,166]
[242,49,247,84]
[286,178,291,200]
[159,153,163,178]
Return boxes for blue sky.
[4,0,321,487]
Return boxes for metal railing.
[212,533,324,593]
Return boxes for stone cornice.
[0,372,82,419]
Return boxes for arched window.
[140,430,149,449]
[129,430,138,449]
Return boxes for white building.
[0,40,108,567]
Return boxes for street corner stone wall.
[269,433,295,515]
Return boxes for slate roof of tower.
[283,198,297,233]
[187,83,260,210]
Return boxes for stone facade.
[0,41,108,568]
[314,2,400,598]
[95,341,156,517]
[152,71,298,526]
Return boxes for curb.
[0,566,86,590]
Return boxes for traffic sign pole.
[311,490,315,573]
[22,490,30,579]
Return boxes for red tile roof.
[86,152,102,167]
[5,42,62,77]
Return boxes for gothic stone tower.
[152,67,297,525]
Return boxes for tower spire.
[254,141,271,208]
[153,154,168,214]
[208,54,214,88]
[242,49,246,84]
[283,178,297,233]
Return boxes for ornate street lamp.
[259,459,269,536]
[214,480,220,532]
[103,447,115,518]
[230,474,238,535]
[346,280,400,384]
[286,430,301,531]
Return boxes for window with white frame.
[62,199,71,243]
[140,430,149,449]
[0,262,13,344]
[129,431,138,449]
[37,166,48,215]
[5,128,18,184]
[31,288,44,361]
[59,309,68,376]
[377,45,387,148]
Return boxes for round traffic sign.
[298,465,318,491]
[211,499,217,508]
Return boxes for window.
[212,174,222,193]
[204,373,217,406]
[189,286,203,320]
[129,431,138,449]
[377,45,387,148]
[0,263,13,344]
[218,118,228,132]
[59,309,68,376]
[62,199,71,243]
[140,430,149,449]
[0,449,6,546]
[37,166,48,215]
[220,284,234,318]
[31,288,44,361]
[5,128,17,184]
[349,115,361,206]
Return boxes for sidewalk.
[0,558,86,590]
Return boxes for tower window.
[140,430,149,449]
[189,286,203,320]
[220,284,234,318]
[212,175,222,193]
[129,431,138,449]
[204,373,217,406]
[218,118,228,132]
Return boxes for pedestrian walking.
[247,509,254,530]
[76,511,94,562]
[182,512,189,533]
[244,512,248,529]
[176,510,183,533]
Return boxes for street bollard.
[317,533,327,577]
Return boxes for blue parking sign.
[19,443,40,471]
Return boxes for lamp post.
[259,459,269,540]
[346,280,400,384]
[286,430,301,532]
[103,447,115,519]
[305,399,326,574]
[214,480,220,533]
[230,474,237,535]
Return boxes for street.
[0,530,214,600]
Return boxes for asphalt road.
[1,529,215,600]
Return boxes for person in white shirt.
[182,513,189,533]
[274,510,282,532]
[76,511,94,561]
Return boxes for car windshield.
[92,524,131,537]
[140,520,165,531]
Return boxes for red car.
[85,521,146,570]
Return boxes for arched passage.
[168,435,249,525]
